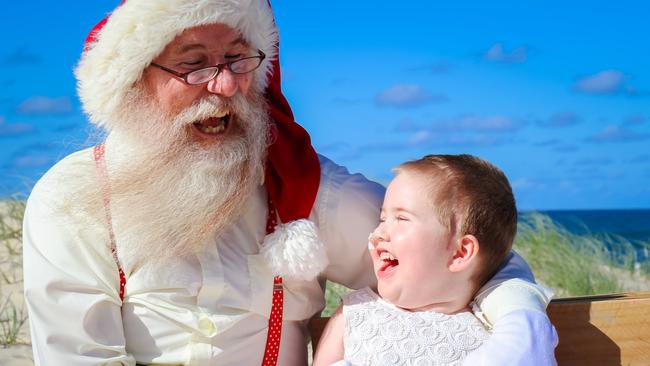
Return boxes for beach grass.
[0,294,28,347]
[0,198,29,348]
[514,212,638,297]
[0,199,25,285]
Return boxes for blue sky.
[1,0,649,210]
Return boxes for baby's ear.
[449,234,479,272]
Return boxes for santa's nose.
[206,69,239,97]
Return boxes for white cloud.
[586,124,650,143]
[0,119,34,136]
[483,43,528,64]
[574,157,614,166]
[11,155,52,169]
[511,177,536,190]
[375,84,447,108]
[538,112,581,128]
[434,114,527,133]
[408,130,431,145]
[392,114,525,149]
[573,70,625,95]
[17,96,73,115]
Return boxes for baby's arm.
[312,305,346,366]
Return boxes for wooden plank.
[309,316,327,352]
[548,291,650,365]
[309,292,650,365]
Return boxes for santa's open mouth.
[377,249,399,275]
[192,113,232,136]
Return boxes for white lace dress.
[343,287,490,366]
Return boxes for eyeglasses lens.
[187,68,218,84]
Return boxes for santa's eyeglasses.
[150,50,265,85]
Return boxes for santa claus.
[23,0,555,365]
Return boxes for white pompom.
[260,219,329,281]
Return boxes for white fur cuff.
[260,219,329,281]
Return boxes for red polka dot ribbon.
[262,198,283,366]
[93,143,126,302]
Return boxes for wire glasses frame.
[150,50,266,85]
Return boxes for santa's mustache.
[171,95,238,128]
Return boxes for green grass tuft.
[0,199,25,285]
[0,293,28,347]
[322,282,351,317]
[0,198,28,347]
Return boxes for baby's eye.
[396,215,408,222]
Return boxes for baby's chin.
[377,284,436,312]
[376,283,405,306]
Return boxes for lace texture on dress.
[343,288,490,366]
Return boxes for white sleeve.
[462,310,559,366]
[23,185,136,365]
[316,156,384,290]
[474,251,554,325]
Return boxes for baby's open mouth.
[378,250,399,272]
[193,113,231,135]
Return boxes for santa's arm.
[466,251,558,365]
[22,186,135,365]
[317,156,384,290]
[462,309,558,365]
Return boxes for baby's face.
[369,171,457,311]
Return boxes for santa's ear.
[449,234,479,272]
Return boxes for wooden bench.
[309,291,650,365]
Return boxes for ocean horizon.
[521,209,650,242]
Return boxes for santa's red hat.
[77,0,327,281]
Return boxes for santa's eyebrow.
[176,44,206,54]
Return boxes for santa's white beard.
[96,88,270,272]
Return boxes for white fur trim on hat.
[260,219,329,281]
[75,0,278,129]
